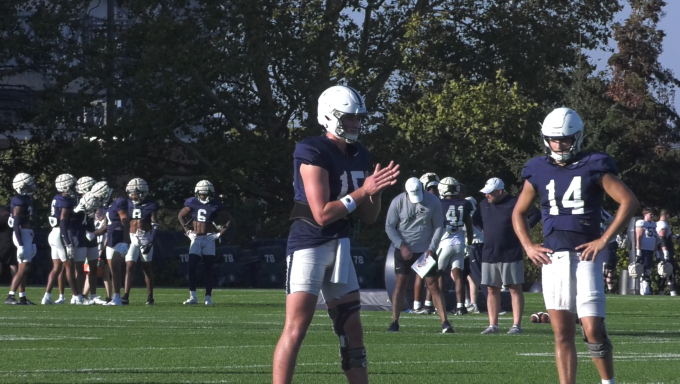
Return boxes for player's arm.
[118,209,131,243]
[301,161,398,227]
[60,206,73,246]
[464,213,473,245]
[12,206,25,246]
[512,180,552,266]
[216,210,234,238]
[150,210,159,239]
[177,207,192,233]
[658,226,669,260]
[94,219,107,236]
[576,173,639,260]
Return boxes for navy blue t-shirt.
[105,197,128,247]
[10,195,33,228]
[472,194,541,263]
[184,197,225,223]
[287,135,370,254]
[522,152,617,252]
[441,198,472,233]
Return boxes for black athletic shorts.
[393,247,438,277]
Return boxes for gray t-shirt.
[385,191,444,253]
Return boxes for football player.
[412,172,440,314]
[464,194,483,313]
[437,177,473,315]
[513,108,638,384]
[177,180,233,306]
[635,208,658,295]
[0,206,18,293]
[656,209,677,296]
[95,182,130,306]
[599,209,619,293]
[4,173,37,305]
[122,178,159,305]
[42,174,84,305]
[273,85,399,384]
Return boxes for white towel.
[331,238,351,284]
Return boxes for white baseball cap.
[405,177,423,204]
[480,177,504,194]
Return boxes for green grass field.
[1,288,679,383]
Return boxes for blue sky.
[588,1,680,112]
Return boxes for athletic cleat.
[468,304,480,314]
[204,298,214,306]
[442,320,455,334]
[412,307,432,315]
[387,321,400,333]
[121,296,129,305]
[5,295,17,305]
[70,296,77,304]
[41,297,56,305]
[89,295,107,305]
[507,325,522,335]
[453,307,468,316]
[104,298,123,306]
[481,325,499,335]
[17,297,35,305]
[183,297,198,305]
[73,296,85,305]
[54,297,66,304]
[146,296,155,306]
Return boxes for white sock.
[19,292,26,298]
[602,378,615,384]
[190,291,197,299]
[44,292,51,299]
[9,290,15,296]
[424,300,433,307]
[113,293,120,300]
[457,303,464,308]
[464,299,471,306]
[413,301,422,310]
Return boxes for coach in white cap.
[473,177,541,335]
[385,177,453,333]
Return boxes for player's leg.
[390,248,413,326]
[503,260,525,332]
[482,262,501,333]
[548,310,578,384]
[413,273,424,312]
[327,291,368,384]
[106,246,124,305]
[448,244,467,315]
[140,242,154,305]
[85,247,102,303]
[507,284,524,331]
[184,236,202,304]
[44,230,66,304]
[57,268,66,302]
[62,258,81,301]
[425,273,453,332]
[123,237,141,303]
[203,255,215,305]
[73,247,87,300]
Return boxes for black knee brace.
[328,300,366,371]
[581,320,613,359]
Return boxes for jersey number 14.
[546,176,584,215]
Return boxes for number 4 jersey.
[440,198,472,245]
[522,152,617,252]
[287,135,370,255]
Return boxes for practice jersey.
[9,195,33,228]
[440,198,472,246]
[633,219,658,251]
[656,220,675,258]
[49,194,75,228]
[128,199,160,223]
[106,197,128,232]
[522,152,617,252]
[287,135,370,254]
[184,197,224,223]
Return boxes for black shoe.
[442,320,455,334]
[105,297,112,303]
[146,295,154,306]
[454,307,468,316]
[17,297,35,305]
[387,321,400,333]
[121,296,129,305]
[5,295,17,305]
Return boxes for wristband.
[663,250,669,259]
[636,249,641,257]
[339,195,357,213]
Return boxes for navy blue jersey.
[106,197,128,232]
[128,199,159,223]
[522,152,617,251]
[441,198,472,233]
[184,197,225,223]
[9,195,33,228]
[287,136,370,254]
[49,194,76,228]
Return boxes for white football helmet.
[79,191,102,214]
[76,176,97,195]
[126,178,149,203]
[628,263,643,279]
[55,174,77,196]
[658,262,673,278]
[195,180,215,204]
[541,107,584,163]
[12,173,35,196]
[419,173,440,191]
[90,180,113,204]
[317,85,367,143]
[438,177,460,197]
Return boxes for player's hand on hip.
[525,243,552,266]
[362,162,400,196]
[400,243,413,260]
[576,238,607,261]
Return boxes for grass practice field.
[1,288,679,384]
